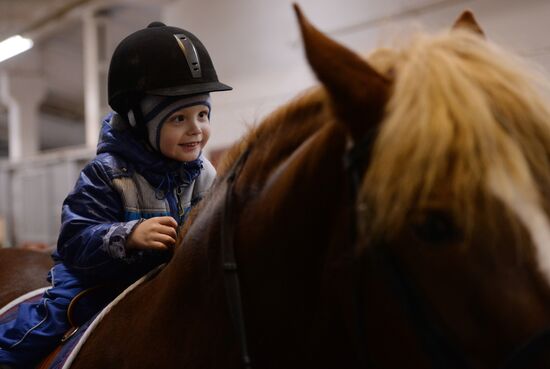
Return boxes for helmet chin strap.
[127,110,137,127]
[127,103,150,144]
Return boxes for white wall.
[40,114,85,150]
[163,0,550,151]
[1,0,549,246]
[0,148,94,246]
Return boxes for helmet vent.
[174,34,202,78]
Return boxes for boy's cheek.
[159,135,178,153]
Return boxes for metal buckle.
[61,326,79,343]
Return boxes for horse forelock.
[360,29,550,240]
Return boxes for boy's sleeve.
[56,160,142,279]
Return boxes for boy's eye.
[198,111,209,119]
[171,115,185,123]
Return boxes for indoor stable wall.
[163,0,550,152]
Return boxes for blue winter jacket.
[51,113,216,286]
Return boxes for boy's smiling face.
[159,104,211,162]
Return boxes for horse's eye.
[411,211,461,245]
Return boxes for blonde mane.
[362,29,550,237]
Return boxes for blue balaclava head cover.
[128,93,211,151]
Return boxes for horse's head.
[170,6,550,369]
[296,5,550,368]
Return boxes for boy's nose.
[187,119,202,135]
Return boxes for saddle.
[38,286,110,369]
[0,265,164,369]
[0,287,103,369]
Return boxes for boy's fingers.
[157,216,178,228]
[157,225,177,239]
[150,241,170,251]
[154,233,176,246]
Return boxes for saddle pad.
[36,313,96,369]
[0,264,164,369]
[0,288,95,369]
[39,264,165,369]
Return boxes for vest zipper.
[175,185,185,223]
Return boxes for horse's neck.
[227,123,359,366]
[149,185,239,361]
[76,121,357,368]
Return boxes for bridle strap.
[377,245,474,369]
[351,251,373,368]
[346,136,550,369]
[502,327,550,369]
[386,251,550,369]
[221,147,253,369]
[346,132,472,369]
[345,138,376,368]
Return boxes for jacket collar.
[96,113,203,190]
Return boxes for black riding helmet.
[108,21,232,117]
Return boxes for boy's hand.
[126,216,178,251]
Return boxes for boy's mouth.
[178,141,201,149]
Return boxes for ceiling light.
[0,35,33,63]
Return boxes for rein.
[345,136,550,369]
[217,131,550,369]
[220,147,253,369]
[215,116,550,369]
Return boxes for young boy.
[0,21,231,369]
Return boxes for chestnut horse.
[0,248,52,305]
[2,6,550,369]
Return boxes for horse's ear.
[293,4,390,141]
[452,10,485,37]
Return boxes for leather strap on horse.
[345,136,550,368]
[344,131,379,368]
[377,246,474,369]
[221,147,253,369]
[61,285,102,343]
[346,135,475,368]
[502,328,550,369]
